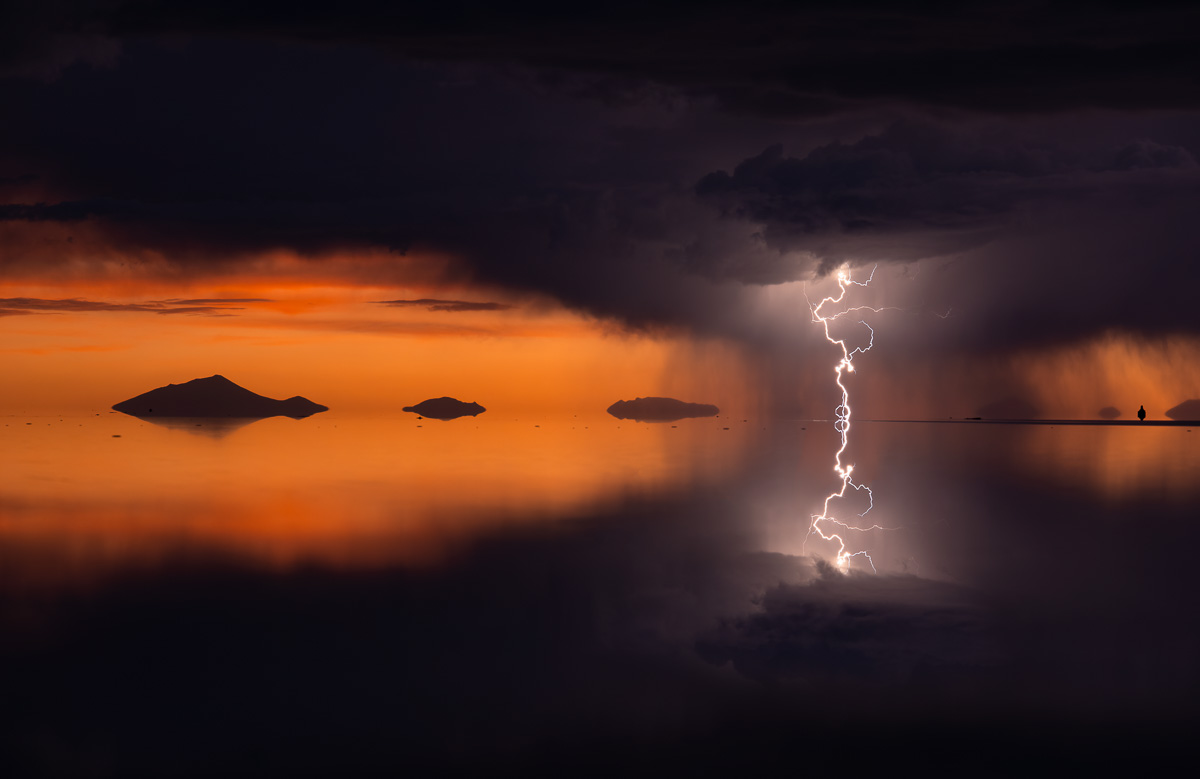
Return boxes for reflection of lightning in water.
[803,265,894,573]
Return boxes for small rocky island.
[403,397,486,420]
[607,397,720,422]
[1166,399,1200,421]
[112,375,328,419]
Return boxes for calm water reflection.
[7,413,1196,584]
[1,415,1196,774]
[1,411,753,582]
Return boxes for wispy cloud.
[0,297,159,313]
[376,298,513,313]
[155,306,241,316]
[0,297,252,317]
[160,298,274,305]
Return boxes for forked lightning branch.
[804,266,893,573]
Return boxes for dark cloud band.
[376,299,512,313]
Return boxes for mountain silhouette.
[1097,406,1122,419]
[607,397,720,422]
[1165,399,1200,421]
[402,397,486,420]
[112,375,328,419]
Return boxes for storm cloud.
[695,121,1198,276]
[9,1,1200,115]
[2,1,1199,356]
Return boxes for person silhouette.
[1138,405,1146,421]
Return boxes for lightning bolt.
[803,265,895,573]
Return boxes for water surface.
[1,414,1196,774]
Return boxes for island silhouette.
[1097,406,1121,419]
[403,397,486,420]
[1166,399,1200,421]
[607,397,719,422]
[112,375,328,419]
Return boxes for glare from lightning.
[803,265,896,573]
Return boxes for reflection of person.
[1138,405,1147,422]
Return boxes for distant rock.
[1097,406,1122,419]
[977,397,1040,420]
[403,397,486,420]
[112,375,328,419]
[1165,399,1200,421]
[607,397,720,422]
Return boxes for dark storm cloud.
[0,202,97,221]
[0,198,423,255]
[693,120,1199,276]
[0,173,38,187]
[377,298,513,313]
[13,1,1200,116]
[2,3,1200,355]
[0,35,758,335]
[0,2,119,79]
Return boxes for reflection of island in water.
[113,375,328,420]
[403,397,486,420]
[129,416,267,438]
[0,412,756,581]
[607,397,719,422]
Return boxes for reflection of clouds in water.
[2,423,1198,773]
[1,467,1196,775]
[697,562,1001,687]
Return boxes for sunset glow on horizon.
[1,256,758,416]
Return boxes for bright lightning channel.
[803,265,894,573]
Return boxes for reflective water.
[2,411,753,582]
[1,414,1197,773]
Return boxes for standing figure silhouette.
[1138,405,1146,421]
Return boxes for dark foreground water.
[2,412,1197,775]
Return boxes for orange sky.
[0,250,757,416]
[4,250,1200,420]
